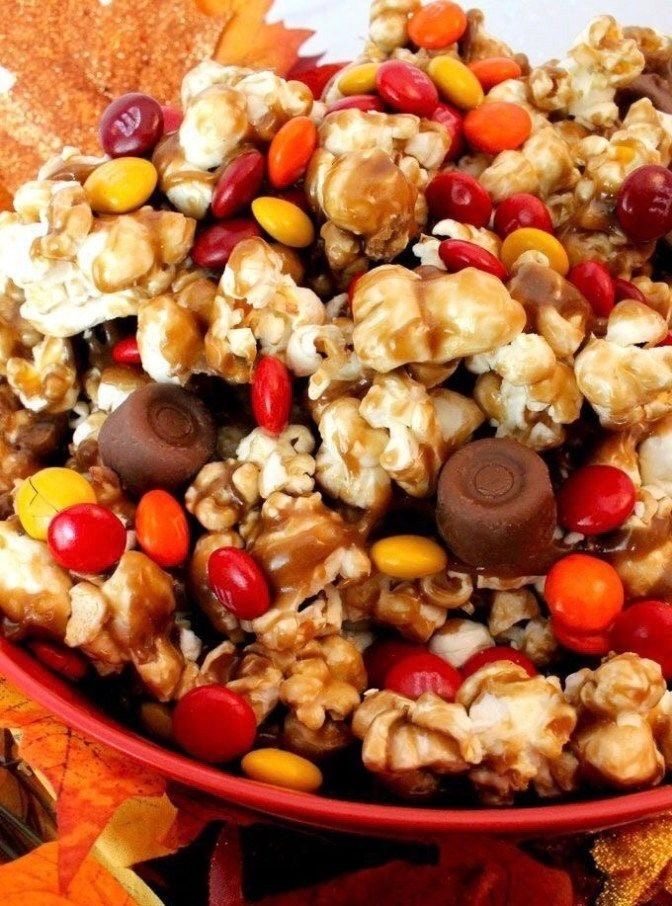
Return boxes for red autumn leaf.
[289,63,349,99]
[0,680,165,891]
[206,0,314,76]
[209,824,244,906]
[257,835,574,906]
[163,785,255,851]
[0,841,136,905]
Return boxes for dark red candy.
[613,276,646,303]
[461,646,537,679]
[191,219,262,269]
[364,639,426,688]
[289,62,349,98]
[100,92,164,157]
[172,685,257,762]
[48,503,127,573]
[426,171,492,227]
[207,547,271,620]
[557,464,636,535]
[376,60,439,117]
[431,103,465,161]
[161,105,183,134]
[251,356,292,436]
[212,150,265,219]
[438,239,507,280]
[616,164,672,242]
[610,600,672,678]
[659,332,672,347]
[493,193,553,237]
[28,640,89,682]
[568,260,615,318]
[553,621,611,657]
[327,95,386,114]
[112,336,141,366]
[385,652,462,702]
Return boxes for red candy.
[493,193,554,237]
[613,276,646,303]
[327,95,386,114]
[610,600,672,678]
[100,92,164,158]
[376,60,439,118]
[172,685,257,763]
[47,503,126,573]
[552,621,611,657]
[568,261,616,318]
[364,639,425,688]
[545,554,624,634]
[28,640,89,682]
[251,355,292,436]
[161,105,183,134]
[439,239,507,280]
[212,150,265,219]
[426,171,492,227]
[268,116,318,189]
[659,332,672,347]
[558,464,636,535]
[112,336,141,366]
[461,646,537,679]
[135,490,189,568]
[385,652,462,702]
[432,104,465,161]
[616,164,672,242]
[191,219,262,269]
[207,547,271,620]
[463,102,532,155]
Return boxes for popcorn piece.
[429,619,494,668]
[249,583,343,653]
[236,425,316,498]
[566,653,667,788]
[205,238,325,383]
[137,294,204,385]
[316,397,391,512]
[7,336,79,414]
[605,299,668,348]
[529,17,645,129]
[283,712,353,760]
[280,635,366,731]
[152,133,218,220]
[0,518,72,637]
[352,264,525,374]
[0,276,41,373]
[250,491,371,610]
[88,365,150,413]
[343,570,472,642]
[458,662,577,803]
[185,460,260,532]
[366,0,420,56]
[488,588,540,637]
[472,335,582,449]
[575,328,672,428]
[352,690,481,779]
[227,644,285,724]
[461,9,525,65]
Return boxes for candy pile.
[3,1,672,806]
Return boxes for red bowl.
[1,635,671,837]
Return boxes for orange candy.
[135,489,189,569]
[469,57,523,91]
[544,553,624,634]
[463,101,532,154]
[268,116,318,189]
[408,0,467,50]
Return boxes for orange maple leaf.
[0,841,137,905]
[0,680,165,891]
[200,0,314,76]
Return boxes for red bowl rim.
[2,636,671,835]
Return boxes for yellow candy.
[337,63,379,96]
[139,702,174,742]
[371,535,448,580]
[84,157,158,214]
[15,467,96,540]
[252,197,315,248]
[427,55,484,110]
[241,748,323,793]
[501,227,570,276]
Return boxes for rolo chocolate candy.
[436,437,557,575]
[98,383,216,492]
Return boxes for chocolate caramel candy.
[436,437,557,575]
[98,383,216,492]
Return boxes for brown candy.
[617,73,672,115]
[98,383,216,492]
[436,437,557,575]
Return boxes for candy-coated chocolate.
[16,468,97,540]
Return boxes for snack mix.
[5,0,672,806]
